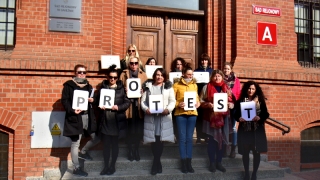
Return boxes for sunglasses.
[109,76,118,80]
[128,50,136,53]
[77,71,87,74]
[130,62,139,65]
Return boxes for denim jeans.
[176,115,197,159]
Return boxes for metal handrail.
[266,117,291,135]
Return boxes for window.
[0,0,15,50]
[295,0,320,67]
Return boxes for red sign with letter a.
[256,21,277,46]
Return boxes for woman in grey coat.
[141,68,176,175]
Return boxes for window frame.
[0,0,16,50]
[295,0,320,68]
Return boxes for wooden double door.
[127,13,203,72]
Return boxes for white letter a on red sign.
[262,26,272,41]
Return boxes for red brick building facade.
[0,0,320,179]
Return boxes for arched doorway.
[0,131,8,179]
[301,126,320,164]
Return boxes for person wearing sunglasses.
[97,64,131,175]
[61,64,98,177]
[120,56,148,162]
[120,44,145,74]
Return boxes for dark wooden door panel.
[132,31,159,65]
[127,14,201,72]
[172,33,196,68]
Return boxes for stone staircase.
[58,141,288,180]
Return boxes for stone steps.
[61,161,286,180]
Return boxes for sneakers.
[78,152,93,161]
[73,167,88,177]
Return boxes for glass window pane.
[128,0,201,10]
[8,10,14,22]
[314,37,320,58]
[0,23,6,45]
[314,9,320,35]
[0,10,6,22]
[0,1,6,8]
[8,0,15,8]
[295,4,308,33]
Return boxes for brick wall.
[1,0,320,178]
[232,0,320,172]
[0,0,127,179]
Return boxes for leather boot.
[180,159,187,173]
[229,145,236,158]
[106,165,115,175]
[186,158,194,173]
[158,160,162,173]
[127,147,134,161]
[209,162,216,172]
[151,161,157,175]
[134,148,140,161]
[216,162,226,172]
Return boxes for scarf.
[206,81,228,103]
[73,77,88,88]
[130,69,139,78]
[206,81,229,130]
[242,96,261,131]
[224,72,236,89]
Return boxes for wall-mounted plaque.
[49,18,81,33]
[50,0,82,19]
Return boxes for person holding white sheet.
[61,64,98,177]
[173,64,200,174]
[194,53,213,144]
[200,69,234,173]
[97,65,131,175]
[120,56,148,162]
[141,68,176,175]
[234,81,269,180]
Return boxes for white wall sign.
[240,101,257,121]
[31,111,71,148]
[169,72,182,84]
[126,78,141,98]
[149,95,164,113]
[99,89,115,109]
[193,72,210,83]
[184,91,197,110]
[72,90,89,110]
[101,55,121,69]
[145,65,163,79]
[213,93,228,112]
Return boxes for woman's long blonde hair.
[125,44,143,70]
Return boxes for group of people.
[61,44,269,180]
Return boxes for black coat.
[234,99,269,154]
[62,80,97,137]
[96,80,131,139]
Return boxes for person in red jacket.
[223,62,241,158]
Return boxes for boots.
[216,162,226,172]
[127,147,134,161]
[209,162,216,172]
[186,158,194,173]
[229,145,236,158]
[243,171,250,180]
[151,161,157,175]
[180,159,188,173]
[134,147,140,161]
[158,161,162,173]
